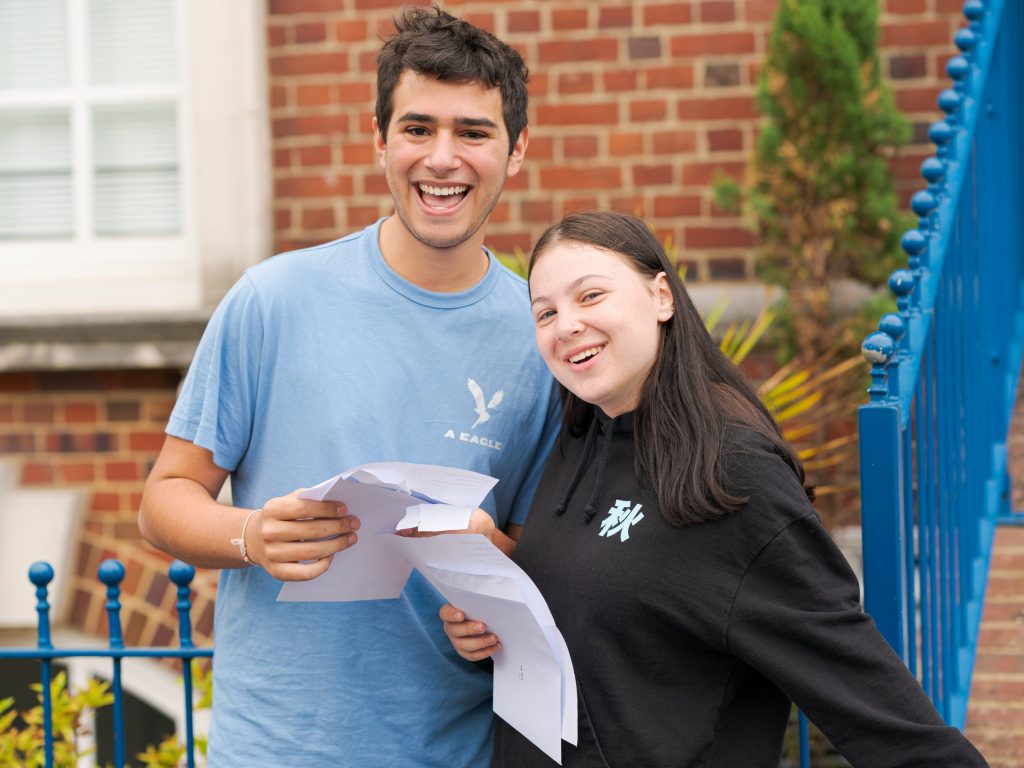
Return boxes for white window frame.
[0,0,271,320]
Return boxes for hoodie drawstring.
[583,419,615,524]
[553,416,599,515]
[552,414,617,524]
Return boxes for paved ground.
[964,388,1024,767]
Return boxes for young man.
[139,8,558,766]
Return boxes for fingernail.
[336,506,345,517]
[455,612,464,621]
[348,534,357,544]
[475,623,485,633]
[351,517,360,531]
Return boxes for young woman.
[441,212,988,767]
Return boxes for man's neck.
[377,216,490,293]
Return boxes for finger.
[265,515,360,542]
[439,604,465,622]
[265,534,357,563]
[453,633,500,653]
[264,495,347,522]
[459,642,501,662]
[443,619,489,639]
[265,555,334,582]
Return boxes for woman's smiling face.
[529,241,675,418]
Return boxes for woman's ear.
[653,272,675,322]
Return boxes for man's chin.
[405,217,484,251]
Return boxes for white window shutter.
[0,110,74,239]
[0,0,70,91]
[93,103,180,236]
[88,0,177,85]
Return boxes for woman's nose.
[555,312,583,340]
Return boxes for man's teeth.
[569,347,602,363]
[419,184,468,196]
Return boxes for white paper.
[382,533,578,760]
[276,463,576,762]
[423,568,563,764]
[395,503,474,533]
[277,462,496,602]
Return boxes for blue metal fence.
[859,0,1023,728]
[0,560,212,768]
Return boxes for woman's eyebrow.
[530,274,609,306]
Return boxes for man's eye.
[463,131,488,140]
[406,126,430,136]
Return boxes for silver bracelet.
[230,509,259,566]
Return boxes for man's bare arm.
[139,436,359,580]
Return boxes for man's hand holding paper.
[243,490,360,582]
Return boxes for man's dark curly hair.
[376,5,529,155]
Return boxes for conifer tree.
[717,0,910,358]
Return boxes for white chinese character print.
[598,499,645,542]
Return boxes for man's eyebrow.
[394,113,498,130]
[455,117,499,129]
[396,112,437,125]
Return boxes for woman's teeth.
[569,347,602,364]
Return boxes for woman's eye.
[537,309,555,323]
[582,291,602,302]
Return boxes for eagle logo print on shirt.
[467,378,504,428]
[599,499,645,542]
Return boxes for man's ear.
[372,117,386,169]
[506,125,529,178]
[654,272,675,322]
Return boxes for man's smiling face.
[374,71,527,253]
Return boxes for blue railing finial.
[953,28,978,56]
[878,313,908,400]
[928,120,955,149]
[921,156,947,207]
[937,88,963,121]
[168,560,196,587]
[879,313,907,348]
[947,55,971,82]
[169,561,196,650]
[888,268,916,317]
[862,332,895,403]
[901,228,928,276]
[962,0,986,27]
[921,157,946,187]
[98,559,126,649]
[29,561,54,651]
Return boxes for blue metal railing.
[859,0,1023,728]
[0,560,213,768]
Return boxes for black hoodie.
[493,411,987,768]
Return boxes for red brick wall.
[0,370,179,544]
[269,0,970,280]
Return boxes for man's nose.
[425,132,461,173]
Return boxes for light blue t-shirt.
[168,219,560,767]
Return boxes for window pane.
[0,110,73,239]
[89,0,177,86]
[0,0,70,90]
[93,103,179,236]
